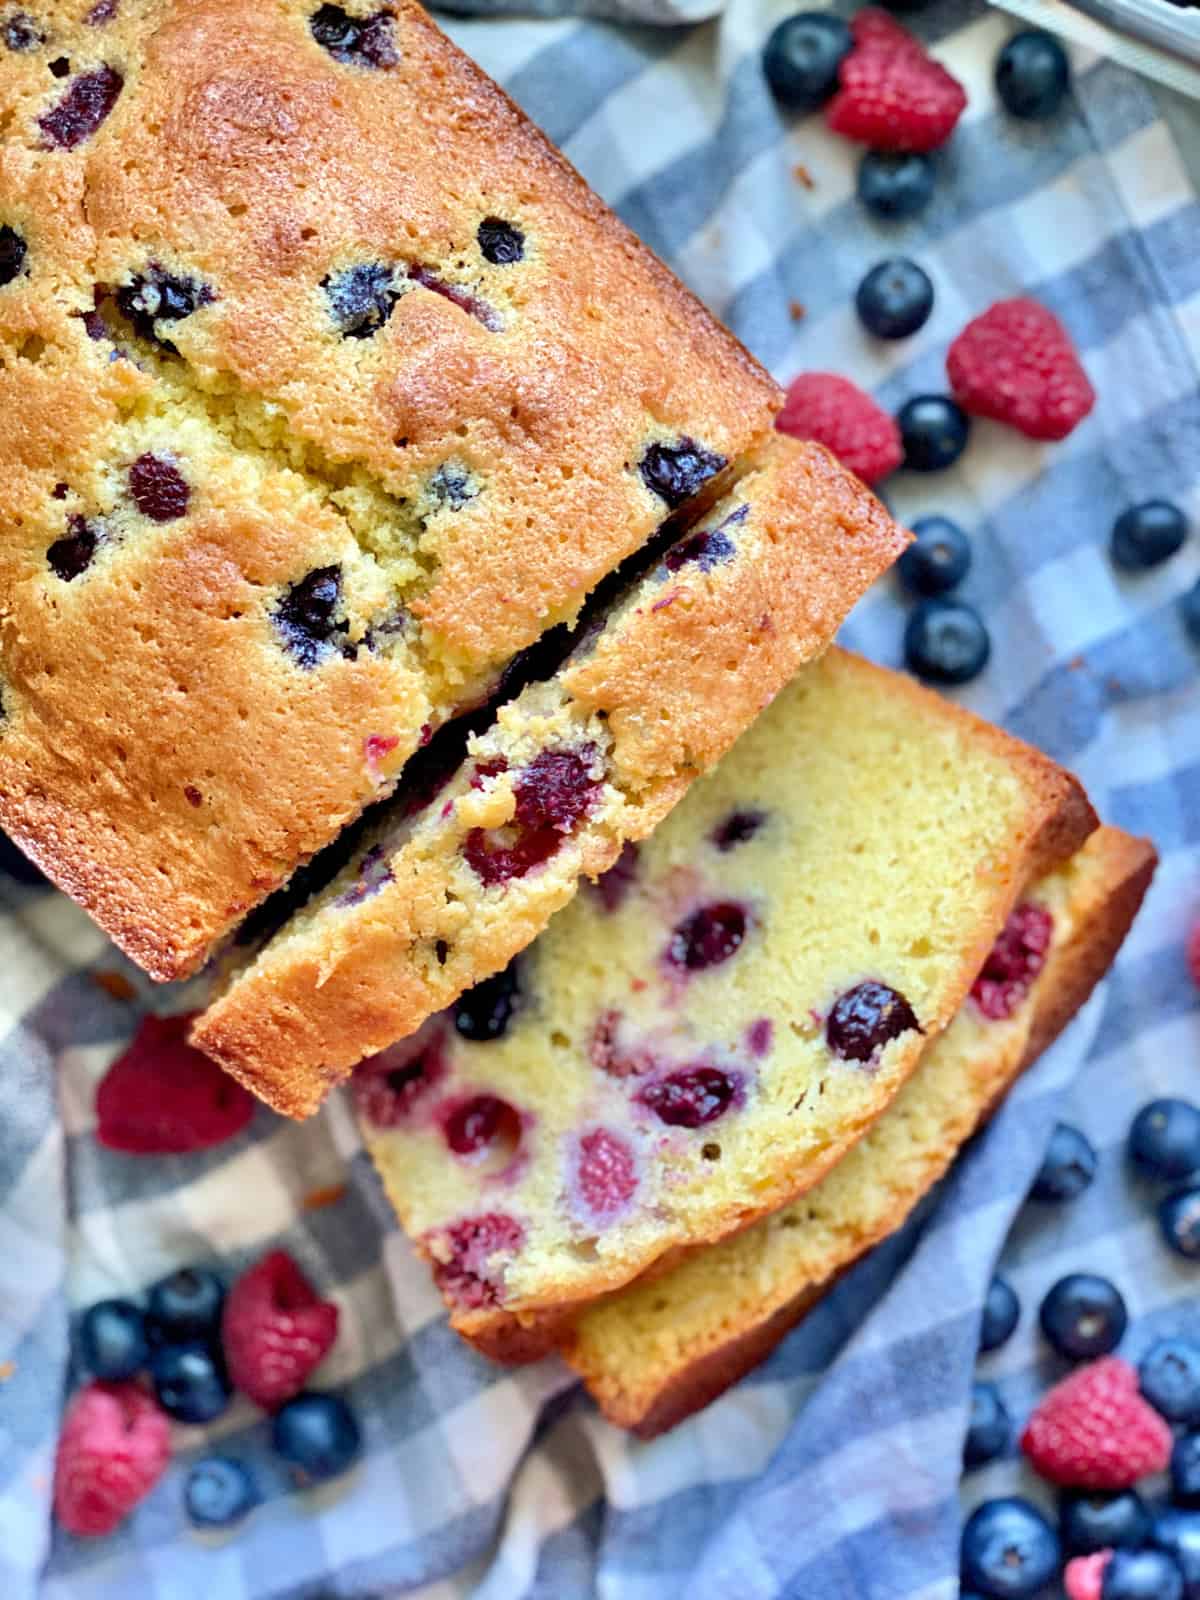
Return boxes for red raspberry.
[222,1250,340,1409]
[947,297,1095,441]
[95,1013,256,1154]
[1021,1356,1172,1489]
[53,1382,171,1537]
[1064,1552,1111,1600]
[826,8,966,153]
[972,902,1053,1020]
[777,373,902,486]
[1186,917,1200,989]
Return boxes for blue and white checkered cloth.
[1,2,1198,1595]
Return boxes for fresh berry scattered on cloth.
[1020,1356,1172,1489]
[95,1013,256,1154]
[947,296,1095,441]
[222,1250,340,1409]
[826,8,967,153]
[776,371,902,485]
[53,1382,171,1537]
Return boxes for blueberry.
[79,1298,149,1381]
[1174,1434,1200,1508]
[1111,500,1188,571]
[38,65,123,150]
[965,1381,1011,1469]
[995,30,1070,120]
[116,264,213,346]
[1030,1121,1096,1201]
[762,12,852,112]
[2,12,43,50]
[184,1456,257,1529]
[1139,1339,1200,1425]
[47,515,99,581]
[477,217,524,266]
[0,224,27,287]
[857,151,936,220]
[639,439,726,509]
[273,565,349,667]
[1182,580,1200,646]
[1039,1273,1127,1360]
[904,598,990,685]
[1152,1507,1200,1600]
[961,1497,1060,1597]
[1102,1548,1185,1600]
[309,4,398,69]
[1130,1100,1200,1183]
[151,1341,232,1424]
[272,1392,362,1482]
[453,959,520,1042]
[1060,1490,1149,1555]
[897,515,971,596]
[825,980,920,1063]
[147,1267,225,1344]
[322,263,400,339]
[1161,1188,1200,1259]
[897,394,970,472]
[980,1275,1020,1353]
[855,257,934,341]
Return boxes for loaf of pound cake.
[354,648,1097,1359]
[193,437,909,1117]
[564,826,1155,1436]
[0,0,780,978]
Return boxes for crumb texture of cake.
[353,648,1096,1351]
[192,436,909,1117]
[563,827,1156,1436]
[0,0,779,978]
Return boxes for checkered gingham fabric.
[1,1,1198,1595]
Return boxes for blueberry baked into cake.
[354,649,1096,1358]
[193,437,908,1117]
[0,0,787,978]
[564,826,1155,1435]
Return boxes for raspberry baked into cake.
[565,827,1156,1435]
[194,437,908,1117]
[355,648,1096,1357]
[0,0,782,977]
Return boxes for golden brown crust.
[0,0,779,977]
[192,439,909,1116]
[568,827,1156,1436]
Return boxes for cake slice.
[0,0,780,978]
[353,649,1097,1358]
[563,826,1155,1436]
[192,438,908,1116]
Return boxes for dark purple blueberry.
[146,1267,225,1344]
[1030,1121,1096,1201]
[1161,1187,1200,1259]
[115,265,213,346]
[980,1274,1019,1352]
[407,264,501,331]
[47,514,98,581]
[904,597,990,686]
[711,809,765,852]
[762,12,852,111]
[1111,499,1188,572]
[272,565,348,667]
[1139,1338,1200,1425]
[857,150,936,220]
[638,1064,740,1128]
[1061,1491,1149,1556]
[334,843,392,907]
[428,1213,523,1309]
[151,1341,231,1424]
[1174,1435,1200,1508]
[352,1029,446,1127]
[639,439,727,509]
[128,453,189,522]
[826,980,920,1063]
[592,840,639,912]
[964,1380,1010,1469]
[1129,1098,1200,1183]
[86,0,119,21]
[477,217,524,266]
[322,262,400,339]
[310,4,397,69]
[855,257,934,340]
[995,29,1070,120]
[0,225,27,287]
[960,1498,1059,1597]
[453,960,520,1043]
[79,1298,149,1381]
[1039,1273,1127,1360]
[662,507,745,574]
[38,64,123,149]
[667,902,748,972]
[897,394,970,472]
[2,12,42,49]
[897,514,972,596]
[442,1094,521,1160]
[272,1392,362,1483]
[427,462,475,511]
[184,1456,256,1530]
[1101,1549,1185,1600]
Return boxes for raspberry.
[947,297,1096,441]
[1064,1552,1111,1600]
[826,9,966,153]
[1187,917,1200,989]
[221,1251,340,1409]
[53,1382,171,1536]
[777,373,902,486]
[95,1014,256,1154]
[1021,1356,1172,1489]
[972,902,1053,1020]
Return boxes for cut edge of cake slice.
[192,437,909,1116]
[561,825,1156,1436]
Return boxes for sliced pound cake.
[0,0,779,978]
[564,826,1155,1436]
[353,649,1097,1357]
[193,438,908,1117]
